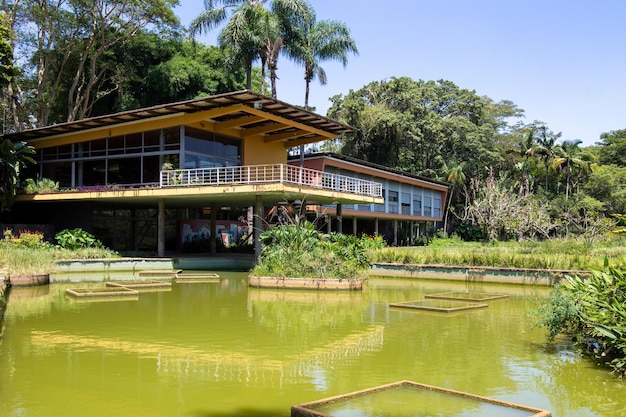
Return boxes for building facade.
[290,153,449,245]
[2,91,447,255]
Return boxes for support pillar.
[254,195,263,261]
[336,203,343,234]
[393,219,398,247]
[157,199,165,257]
[410,220,414,246]
[326,215,332,233]
[353,217,357,236]
[374,218,379,235]
[210,203,217,256]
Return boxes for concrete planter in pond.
[9,273,50,287]
[248,276,364,291]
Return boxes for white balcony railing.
[160,164,383,198]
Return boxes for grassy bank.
[0,247,119,276]
[369,236,626,271]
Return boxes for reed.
[369,236,626,271]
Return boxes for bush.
[23,177,59,194]
[533,267,626,378]
[1,229,46,248]
[55,228,103,250]
[252,222,374,279]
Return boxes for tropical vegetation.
[532,267,626,379]
[0,228,118,275]
[251,221,383,279]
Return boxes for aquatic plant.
[252,221,378,279]
[533,267,626,378]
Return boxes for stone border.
[249,276,364,291]
[9,273,50,287]
[291,380,552,417]
[371,263,589,285]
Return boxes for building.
[290,153,449,245]
[1,90,447,255]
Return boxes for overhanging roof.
[2,90,355,148]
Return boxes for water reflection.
[1,274,625,417]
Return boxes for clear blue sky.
[174,0,626,146]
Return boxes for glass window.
[81,159,106,186]
[108,136,125,155]
[144,130,161,152]
[108,157,141,185]
[143,155,160,183]
[125,133,142,153]
[413,196,422,216]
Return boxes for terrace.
[160,164,383,198]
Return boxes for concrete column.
[210,203,217,255]
[374,218,379,235]
[352,217,357,236]
[336,203,343,234]
[410,220,414,246]
[326,215,332,233]
[254,195,263,260]
[157,199,165,257]
[393,219,398,247]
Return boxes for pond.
[0,272,625,417]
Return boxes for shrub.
[23,177,59,194]
[55,228,103,250]
[1,229,46,248]
[532,267,626,378]
[252,222,374,279]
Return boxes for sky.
[174,0,626,146]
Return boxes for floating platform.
[105,280,172,291]
[175,272,220,283]
[138,269,182,278]
[65,286,139,302]
[425,291,509,302]
[292,380,551,417]
[390,299,488,313]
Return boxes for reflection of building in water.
[29,326,384,387]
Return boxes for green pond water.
[0,272,625,417]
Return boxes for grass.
[369,236,626,271]
[0,246,119,275]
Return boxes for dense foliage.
[251,221,383,279]
[0,228,118,275]
[533,267,626,379]
[327,77,626,241]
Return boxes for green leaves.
[535,267,626,378]
[55,228,103,250]
[253,221,377,279]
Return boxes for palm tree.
[287,19,358,110]
[443,162,466,235]
[507,131,536,195]
[551,139,594,199]
[191,1,264,90]
[527,126,561,192]
[190,0,313,94]
[0,139,35,211]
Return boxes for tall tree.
[595,129,626,167]
[552,139,594,199]
[527,125,561,192]
[14,0,179,126]
[287,18,358,109]
[0,139,34,212]
[0,11,17,90]
[190,0,312,95]
[443,162,466,234]
[327,77,513,181]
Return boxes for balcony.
[160,164,383,198]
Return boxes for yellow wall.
[242,137,286,165]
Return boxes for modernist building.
[1,90,447,255]
[289,153,449,245]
